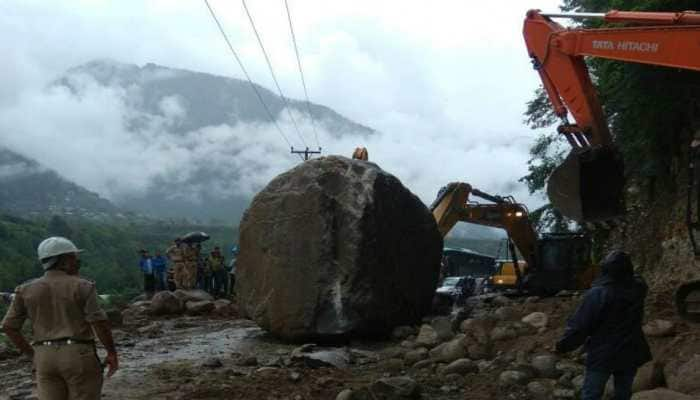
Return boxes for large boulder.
[149,291,184,315]
[236,156,442,341]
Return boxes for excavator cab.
[527,233,598,294]
[547,144,626,223]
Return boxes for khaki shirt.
[1,270,107,342]
[166,244,184,263]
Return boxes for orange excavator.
[523,9,700,318]
[523,8,700,222]
[431,182,597,294]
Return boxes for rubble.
[236,156,442,341]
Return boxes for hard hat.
[37,237,83,262]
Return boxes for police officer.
[166,238,186,290]
[1,236,119,400]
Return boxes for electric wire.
[284,0,321,150]
[241,0,309,149]
[202,0,304,161]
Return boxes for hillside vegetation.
[0,214,238,297]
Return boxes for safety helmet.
[37,237,83,262]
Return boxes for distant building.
[442,247,495,278]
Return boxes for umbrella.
[180,231,210,244]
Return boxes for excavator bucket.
[547,146,625,222]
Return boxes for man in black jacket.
[556,250,652,400]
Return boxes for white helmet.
[37,237,83,268]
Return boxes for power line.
[284,0,321,149]
[241,0,309,149]
[202,0,303,161]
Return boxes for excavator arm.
[430,182,538,272]
[523,9,700,222]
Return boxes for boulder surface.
[236,156,442,341]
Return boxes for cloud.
[0,0,562,229]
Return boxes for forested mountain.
[0,148,120,218]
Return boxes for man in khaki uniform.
[1,237,119,400]
[166,238,187,290]
[182,243,198,290]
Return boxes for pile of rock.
[333,295,696,400]
[121,290,236,325]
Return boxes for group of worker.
[138,238,236,298]
[0,235,653,400]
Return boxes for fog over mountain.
[0,59,507,239]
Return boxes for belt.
[33,338,95,347]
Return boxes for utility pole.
[291,147,322,161]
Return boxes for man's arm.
[2,326,33,357]
[82,283,118,377]
[1,288,32,358]
[556,287,604,353]
[91,320,118,377]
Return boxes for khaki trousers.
[34,343,102,400]
[173,262,187,289]
[183,262,197,289]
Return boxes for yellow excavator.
[431,182,598,294]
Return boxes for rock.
[404,348,429,365]
[185,300,215,315]
[631,389,696,400]
[555,360,584,376]
[490,326,517,341]
[494,306,519,321]
[137,322,163,335]
[415,324,440,348]
[492,295,511,306]
[336,389,354,400]
[531,354,560,378]
[430,316,454,341]
[149,291,184,315]
[289,371,302,382]
[236,156,442,341]
[499,370,533,386]
[642,320,675,337]
[443,358,477,375]
[666,355,700,395]
[292,348,350,369]
[553,388,576,399]
[369,376,421,399]
[428,335,467,363]
[380,346,407,360]
[525,296,540,303]
[522,312,549,329]
[527,380,555,400]
[202,357,223,369]
[392,326,417,341]
[213,299,236,316]
[173,289,215,303]
[633,361,664,393]
[378,358,405,373]
[236,355,258,366]
[412,359,434,370]
[466,342,491,360]
[572,374,585,393]
[460,318,493,344]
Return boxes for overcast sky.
[1,0,563,213]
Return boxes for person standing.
[209,247,226,297]
[1,236,119,400]
[151,250,168,291]
[555,250,651,400]
[166,238,186,290]
[181,243,198,290]
[226,245,239,297]
[138,250,155,297]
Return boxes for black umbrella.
[180,231,210,244]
